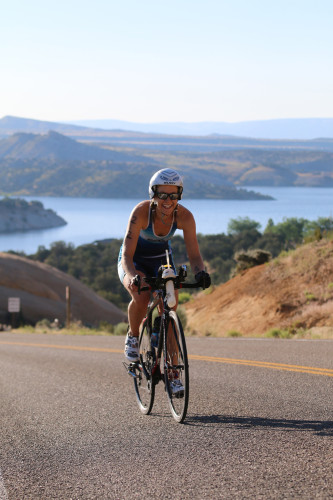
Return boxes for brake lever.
[133,274,141,293]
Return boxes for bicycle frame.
[145,287,172,384]
[124,258,207,422]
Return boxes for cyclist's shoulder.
[131,200,151,217]
[176,204,195,228]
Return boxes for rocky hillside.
[185,239,333,337]
[0,134,271,199]
[1,119,333,194]
[0,252,126,326]
[0,198,66,233]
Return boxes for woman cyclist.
[118,168,211,375]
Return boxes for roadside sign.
[8,297,21,313]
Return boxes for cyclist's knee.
[131,291,150,309]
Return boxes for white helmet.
[149,168,183,199]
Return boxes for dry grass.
[185,239,333,338]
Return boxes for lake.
[1,186,332,254]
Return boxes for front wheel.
[163,311,189,423]
[134,319,155,414]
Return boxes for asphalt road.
[0,333,332,499]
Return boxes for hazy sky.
[1,0,332,123]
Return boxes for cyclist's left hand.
[195,270,211,289]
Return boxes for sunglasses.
[156,192,180,200]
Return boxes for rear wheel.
[134,319,155,414]
[163,311,189,423]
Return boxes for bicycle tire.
[134,318,155,415]
[163,311,189,423]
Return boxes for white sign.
[8,297,21,313]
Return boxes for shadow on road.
[186,415,333,436]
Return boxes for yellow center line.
[0,340,122,354]
[188,354,333,377]
[1,340,332,377]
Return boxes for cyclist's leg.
[118,254,150,336]
[119,257,150,361]
[123,271,150,336]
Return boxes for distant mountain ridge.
[0,115,88,135]
[1,115,333,142]
[66,117,333,140]
[1,116,333,152]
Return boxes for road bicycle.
[124,252,206,423]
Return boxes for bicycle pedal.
[123,361,139,378]
[174,392,184,399]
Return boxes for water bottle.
[151,331,159,348]
[162,267,176,308]
[151,316,161,348]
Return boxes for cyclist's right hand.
[129,274,141,291]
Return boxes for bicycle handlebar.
[134,273,207,294]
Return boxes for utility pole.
[66,286,71,328]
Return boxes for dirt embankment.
[0,252,126,326]
[185,239,333,337]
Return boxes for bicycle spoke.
[163,311,189,423]
[134,319,155,414]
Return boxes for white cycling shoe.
[124,333,139,362]
[169,379,184,397]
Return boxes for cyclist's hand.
[195,270,211,290]
[129,274,141,291]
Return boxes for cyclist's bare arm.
[177,206,206,275]
[121,201,150,287]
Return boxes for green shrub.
[178,292,192,304]
[304,290,316,302]
[304,227,322,243]
[233,248,271,274]
[113,322,128,336]
[227,330,242,337]
[98,321,114,333]
[265,328,291,338]
[204,330,213,337]
[35,318,51,329]
[273,249,293,264]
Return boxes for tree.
[304,216,333,236]
[227,217,262,235]
[264,218,275,232]
[264,217,307,247]
[232,229,262,252]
